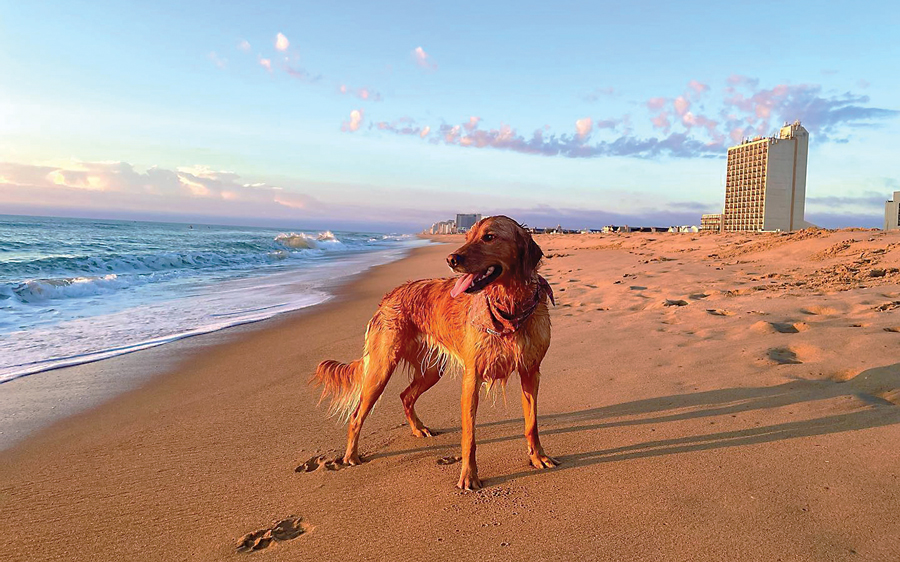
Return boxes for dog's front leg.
[520,368,558,469]
[457,367,482,490]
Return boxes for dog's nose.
[447,253,464,268]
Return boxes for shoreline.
[0,241,437,451]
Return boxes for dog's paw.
[342,452,363,466]
[411,426,435,438]
[456,468,482,491]
[529,453,559,469]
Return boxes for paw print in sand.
[236,516,307,553]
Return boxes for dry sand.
[2,229,900,561]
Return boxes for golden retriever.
[313,215,556,489]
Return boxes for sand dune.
[1,229,900,561]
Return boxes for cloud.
[726,74,760,89]
[341,109,364,132]
[463,116,481,132]
[284,64,322,83]
[258,57,272,72]
[412,46,437,70]
[237,39,251,52]
[723,83,899,138]
[208,51,227,69]
[688,80,710,95]
[338,84,382,101]
[371,117,428,137]
[575,117,593,138]
[647,97,667,111]
[673,96,691,117]
[275,32,290,52]
[0,161,319,212]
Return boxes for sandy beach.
[2,230,900,561]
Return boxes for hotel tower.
[723,121,809,232]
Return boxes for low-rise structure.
[886,191,900,231]
[701,213,723,232]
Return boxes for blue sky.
[1,0,898,231]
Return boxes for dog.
[312,215,556,489]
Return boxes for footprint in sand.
[766,344,819,365]
[884,327,900,333]
[295,455,347,473]
[801,305,840,316]
[706,309,735,316]
[237,517,308,552]
[663,299,688,307]
[752,321,810,334]
[437,455,462,465]
[767,347,803,365]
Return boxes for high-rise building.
[886,192,900,231]
[722,121,809,232]
[455,213,482,232]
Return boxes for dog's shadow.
[369,362,900,487]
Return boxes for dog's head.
[447,215,543,298]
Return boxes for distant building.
[428,220,456,234]
[886,191,900,231]
[455,213,482,232]
[722,121,809,232]
[701,213,723,232]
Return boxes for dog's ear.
[519,229,544,279]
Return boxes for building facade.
[455,213,482,232]
[428,220,456,234]
[701,213,723,232]
[886,192,900,231]
[723,121,809,232]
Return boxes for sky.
[1,0,898,232]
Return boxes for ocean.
[0,215,425,382]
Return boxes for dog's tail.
[312,358,365,421]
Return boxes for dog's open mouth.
[450,265,502,298]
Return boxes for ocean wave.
[274,231,342,249]
[2,231,348,281]
[1,272,172,304]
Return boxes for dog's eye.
[482,233,494,242]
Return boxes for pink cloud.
[258,57,272,72]
[651,112,671,133]
[341,109,364,132]
[687,80,709,95]
[673,96,691,117]
[575,117,593,138]
[726,74,760,89]
[412,46,437,70]
[275,32,290,52]
[338,84,382,101]
[463,116,481,131]
[647,97,667,111]
[237,39,251,52]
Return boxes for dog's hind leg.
[342,324,402,465]
[400,359,441,438]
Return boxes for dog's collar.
[480,275,554,336]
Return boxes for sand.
[2,229,900,561]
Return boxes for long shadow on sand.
[367,363,900,486]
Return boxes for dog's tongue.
[450,273,476,298]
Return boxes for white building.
[723,121,810,232]
[886,191,900,231]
